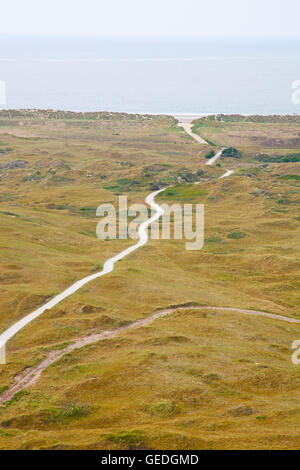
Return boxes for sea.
[0,35,300,115]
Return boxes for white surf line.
[0,188,167,363]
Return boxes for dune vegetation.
[0,111,299,449]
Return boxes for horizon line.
[1,33,300,40]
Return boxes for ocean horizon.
[0,35,300,114]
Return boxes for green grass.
[160,184,207,202]
[256,154,300,163]
[222,147,242,159]
[279,175,300,181]
[147,401,180,417]
[227,232,246,240]
[44,403,90,423]
[4,390,30,407]
[103,430,146,449]
[0,111,299,450]
[205,150,215,159]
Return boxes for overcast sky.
[1,0,299,37]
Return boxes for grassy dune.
[0,112,299,449]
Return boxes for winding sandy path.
[178,119,232,172]
[0,121,236,363]
[0,188,167,361]
[0,120,293,404]
[178,121,208,145]
[0,304,298,404]
[220,169,234,178]
[0,130,233,366]
[206,150,223,166]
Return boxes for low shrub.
[227,232,246,239]
[44,402,90,423]
[147,401,180,417]
[104,430,146,448]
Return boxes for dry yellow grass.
[0,112,299,449]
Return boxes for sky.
[0,0,299,38]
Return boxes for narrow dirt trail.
[0,304,299,405]
[0,188,167,360]
[220,169,234,178]
[0,119,231,360]
[0,119,295,404]
[178,121,208,144]
[178,118,227,168]
[206,150,223,166]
